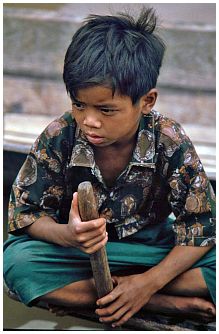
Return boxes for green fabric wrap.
[4,226,215,306]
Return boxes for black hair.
[63,7,165,105]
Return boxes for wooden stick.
[77,181,113,298]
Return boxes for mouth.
[85,133,105,145]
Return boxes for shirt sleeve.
[166,123,216,247]
[8,116,71,234]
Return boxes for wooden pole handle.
[77,181,113,298]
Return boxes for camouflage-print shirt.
[8,110,216,246]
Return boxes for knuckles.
[106,307,116,316]
[84,249,92,254]
[122,312,132,324]
[76,235,86,243]
[74,224,82,234]
[107,294,115,303]
[93,218,106,228]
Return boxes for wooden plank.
[183,124,216,144]
[4,113,54,138]
[4,76,216,125]
[4,286,216,331]
[4,113,216,144]
[3,76,71,116]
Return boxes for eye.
[72,102,85,111]
[100,108,118,115]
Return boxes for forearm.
[25,216,72,247]
[145,245,214,292]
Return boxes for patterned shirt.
[8,110,216,246]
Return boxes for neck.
[95,131,138,155]
[93,137,137,188]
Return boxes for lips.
[85,133,105,145]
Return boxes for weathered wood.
[77,181,113,298]
[3,76,216,126]
[4,286,216,331]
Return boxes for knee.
[4,243,34,283]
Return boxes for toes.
[207,306,216,316]
[193,298,215,314]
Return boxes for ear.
[139,88,158,115]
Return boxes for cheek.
[72,111,82,124]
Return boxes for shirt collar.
[69,125,95,168]
[131,112,156,168]
[69,112,156,169]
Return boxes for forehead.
[76,86,133,106]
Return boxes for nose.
[83,110,101,129]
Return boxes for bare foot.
[144,294,216,323]
[48,294,215,323]
[47,304,93,317]
[48,304,71,317]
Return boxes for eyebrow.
[72,97,85,104]
[95,104,119,109]
[73,98,119,109]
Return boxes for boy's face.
[72,86,156,148]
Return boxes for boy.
[4,8,216,328]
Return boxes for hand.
[65,192,108,253]
[95,273,157,328]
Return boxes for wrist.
[141,266,168,293]
[25,217,72,247]
[57,224,76,248]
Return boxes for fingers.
[75,217,106,233]
[111,276,119,287]
[99,305,130,325]
[71,192,106,233]
[96,285,120,307]
[96,294,123,318]
[80,232,108,254]
[95,277,138,327]
[75,219,107,253]
[96,298,134,327]
[68,192,107,254]
[81,231,108,248]
[76,222,106,243]
[111,310,134,327]
[96,299,135,328]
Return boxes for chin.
[93,140,116,148]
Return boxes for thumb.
[111,276,119,287]
[71,192,81,222]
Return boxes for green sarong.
[3,223,215,306]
